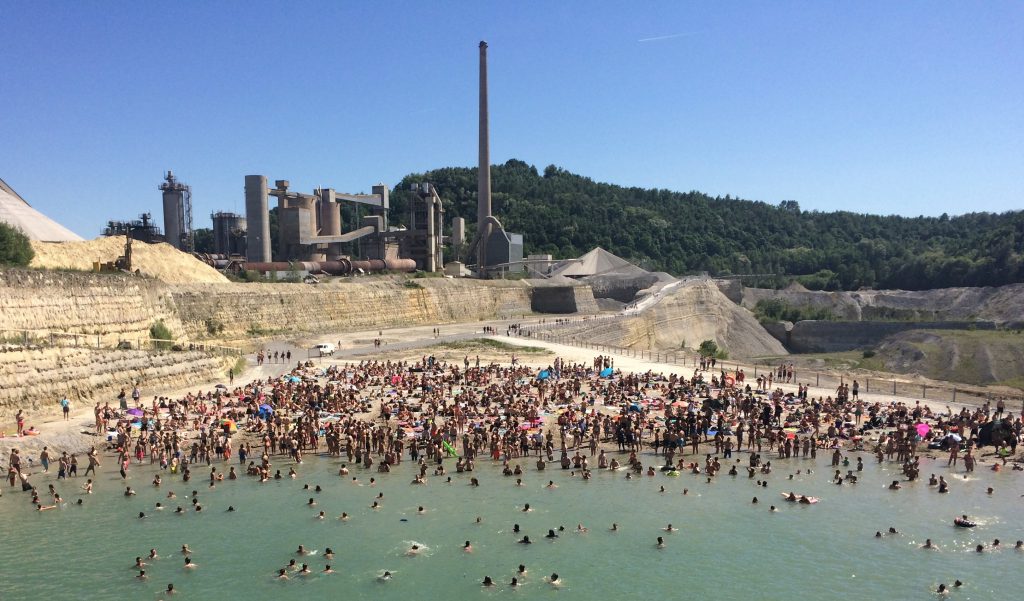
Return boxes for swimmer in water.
[610,523,619,531]
[545,529,559,539]
[888,527,898,534]
[752,497,758,504]
[406,544,421,556]
[325,548,334,558]
[522,503,532,512]
[922,539,934,549]
[276,568,289,580]
[577,523,588,533]
[664,524,677,532]
[657,536,665,548]
[770,505,777,511]
[378,571,392,581]
[509,577,519,587]
[322,565,334,574]
[482,576,494,587]
[338,512,350,521]
[316,511,325,519]
[518,564,527,575]
[463,541,472,552]
[546,480,557,488]
[181,545,192,555]
[183,557,197,569]
[417,506,425,514]
[148,549,158,560]
[518,535,532,544]
[548,573,561,587]
[136,570,147,580]
[299,564,311,575]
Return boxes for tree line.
[387,159,1024,291]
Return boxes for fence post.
[922,385,926,399]
[866,379,869,393]
[893,380,896,395]
[952,388,956,402]
[815,373,819,387]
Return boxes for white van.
[313,343,336,356]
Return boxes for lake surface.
[1,451,1021,600]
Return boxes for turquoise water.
[1,453,1021,600]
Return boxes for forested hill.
[389,159,1024,291]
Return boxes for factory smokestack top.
[477,40,491,272]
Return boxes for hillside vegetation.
[389,160,1024,291]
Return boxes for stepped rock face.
[0,269,601,414]
[0,346,228,421]
[734,283,1024,325]
[169,279,537,340]
[0,270,180,345]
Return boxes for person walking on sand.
[59,396,71,421]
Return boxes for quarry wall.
[169,279,537,341]
[731,283,1024,326]
[0,345,229,422]
[0,269,571,345]
[530,286,599,314]
[765,320,998,354]
[0,270,179,345]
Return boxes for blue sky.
[1,1,1021,238]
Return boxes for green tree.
[0,222,34,266]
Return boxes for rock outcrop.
[0,345,229,422]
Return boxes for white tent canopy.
[0,178,83,241]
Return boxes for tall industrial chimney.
[477,40,491,272]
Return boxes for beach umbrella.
[215,384,228,390]
[600,367,613,378]
[915,423,930,437]
[127,408,144,417]
[537,370,550,381]
[259,404,274,413]
[947,433,963,442]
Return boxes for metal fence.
[513,324,1024,411]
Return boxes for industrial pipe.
[237,258,415,275]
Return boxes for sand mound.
[30,238,228,284]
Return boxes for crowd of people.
[4,347,1023,595]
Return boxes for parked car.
[314,343,336,356]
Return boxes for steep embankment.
[0,270,180,346]
[169,279,539,341]
[736,283,1024,325]
[868,329,1024,389]
[555,279,786,358]
[0,345,230,422]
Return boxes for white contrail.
[637,32,697,43]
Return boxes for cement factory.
[82,41,523,280]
